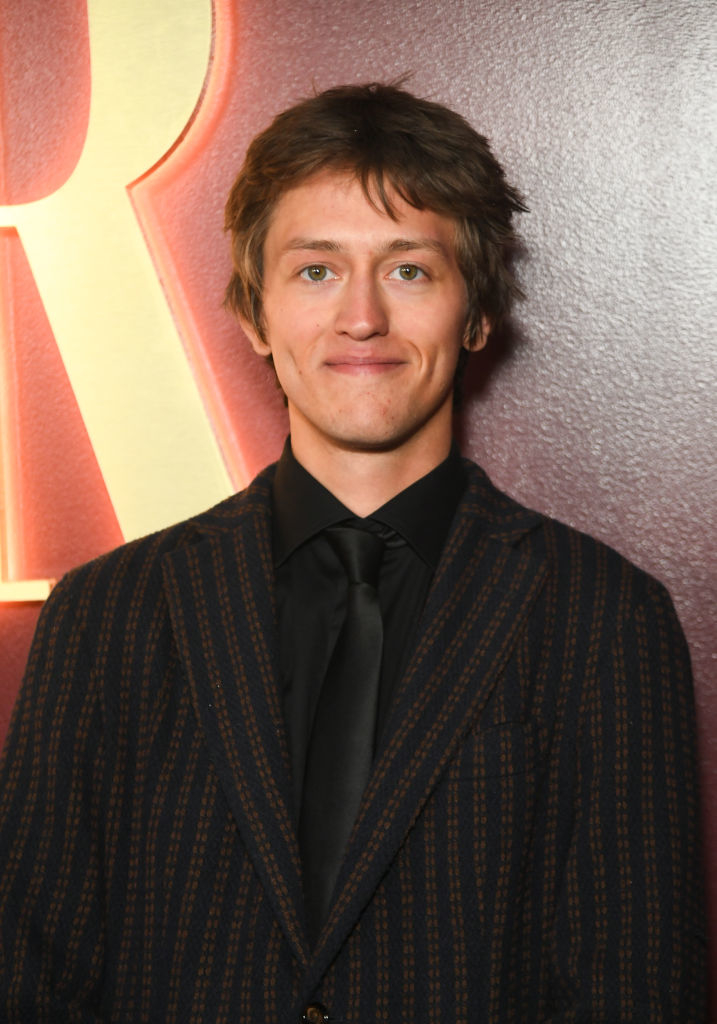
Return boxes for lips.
[325,359,405,375]
[324,352,406,373]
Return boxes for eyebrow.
[282,236,450,258]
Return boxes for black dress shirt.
[272,439,467,819]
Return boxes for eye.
[300,264,335,282]
[390,264,424,281]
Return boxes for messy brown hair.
[224,81,526,350]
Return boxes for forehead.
[264,169,459,257]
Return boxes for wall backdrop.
[1,0,715,1001]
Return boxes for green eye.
[398,264,420,280]
[304,265,328,281]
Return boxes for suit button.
[303,1003,329,1023]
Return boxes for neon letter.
[0,0,231,559]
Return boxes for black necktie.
[298,523,385,945]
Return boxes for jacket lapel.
[304,464,548,983]
[161,470,309,967]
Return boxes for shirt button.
[303,1002,329,1023]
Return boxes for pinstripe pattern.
[0,462,706,1022]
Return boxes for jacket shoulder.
[34,465,276,644]
[67,466,273,579]
[461,458,674,612]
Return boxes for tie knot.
[327,524,384,587]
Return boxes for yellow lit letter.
[0,0,231,559]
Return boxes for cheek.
[272,345,308,390]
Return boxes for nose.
[333,273,389,340]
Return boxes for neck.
[289,431,454,517]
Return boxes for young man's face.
[241,169,481,468]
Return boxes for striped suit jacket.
[0,461,706,1022]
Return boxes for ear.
[238,313,271,357]
[462,315,491,352]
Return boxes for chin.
[330,420,424,454]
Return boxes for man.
[0,83,706,1021]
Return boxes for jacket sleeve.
[0,568,107,1023]
[548,574,707,1020]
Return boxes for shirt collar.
[371,447,466,568]
[272,440,351,565]
[272,438,466,570]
